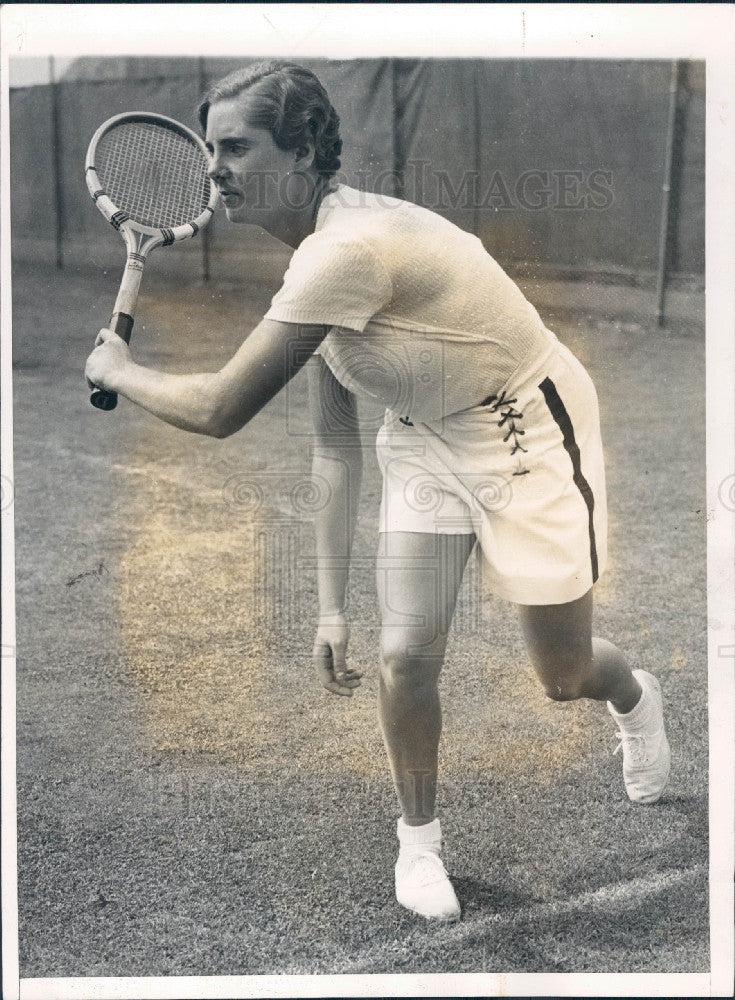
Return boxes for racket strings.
[96,121,210,228]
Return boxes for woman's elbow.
[206,420,232,440]
[205,409,248,439]
[201,381,250,438]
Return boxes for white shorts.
[375,336,608,605]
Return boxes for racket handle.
[89,312,134,411]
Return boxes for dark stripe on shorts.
[539,376,598,584]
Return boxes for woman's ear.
[295,143,315,171]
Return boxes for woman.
[85,61,670,922]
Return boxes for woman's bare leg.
[376,531,476,824]
[518,589,670,803]
[518,589,641,712]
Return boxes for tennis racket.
[85,112,217,410]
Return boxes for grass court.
[12,258,708,977]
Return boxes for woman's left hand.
[312,612,363,697]
[85,328,132,392]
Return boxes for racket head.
[85,112,217,243]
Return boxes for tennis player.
[85,61,671,922]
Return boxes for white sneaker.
[610,669,671,804]
[395,850,461,922]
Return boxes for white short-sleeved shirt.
[264,184,555,423]
[266,184,607,604]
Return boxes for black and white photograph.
[1,5,733,998]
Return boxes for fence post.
[472,60,481,240]
[656,60,680,327]
[49,56,64,269]
[391,59,404,199]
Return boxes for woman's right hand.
[312,612,363,697]
[85,328,132,392]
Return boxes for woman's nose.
[207,155,229,181]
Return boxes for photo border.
[2,5,732,998]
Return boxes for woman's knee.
[379,635,443,691]
[519,593,595,701]
[540,669,590,702]
[532,647,594,701]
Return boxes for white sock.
[397,816,442,857]
[608,670,655,732]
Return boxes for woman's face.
[205,91,304,230]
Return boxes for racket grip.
[89,312,134,411]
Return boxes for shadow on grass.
[452,875,530,917]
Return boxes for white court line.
[20,869,706,998]
[488,863,705,925]
[346,864,708,972]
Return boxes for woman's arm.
[308,354,363,616]
[84,319,331,438]
[307,354,364,696]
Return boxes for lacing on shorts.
[480,389,529,476]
